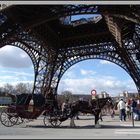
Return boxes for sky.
[58,59,137,96]
[0,45,137,96]
[0,45,34,86]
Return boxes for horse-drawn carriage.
[0,93,114,128]
[0,93,63,127]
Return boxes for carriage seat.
[33,94,45,108]
[15,93,45,111]
[15,93,32,110]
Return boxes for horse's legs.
[70,116,76,127]
[94,114,101,128]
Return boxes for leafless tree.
[15,82,33,94]
[3,83,14,94]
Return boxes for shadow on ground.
[26,124,140,129]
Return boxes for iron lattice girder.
[0,5,139,53]
[1,5,140,28]
[1,5,140,47]
[0,5,140,96]
[104,15,136,46]
[46,42,126,92]
[62,32,112,48]
[103,14,140,91]
[0,22,49,95]
[57,42,128,77]
[31,23,61,48]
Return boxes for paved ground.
[0,115,140,139]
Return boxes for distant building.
[98,91,109,98]
[98,93,104,98]
[0,92,15,106]
[71,15,102,27]
[119,91,138,98]
[0,96,12,105]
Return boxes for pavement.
[0,115,140,139]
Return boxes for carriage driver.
[91,89,100,109]
[46,88,59,110]
[61,98,70,117]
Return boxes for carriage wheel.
[16,117,24,125]
[0,107,18,127]
[43,115,53,127]
[49,115,61,127]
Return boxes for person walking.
[130,97,137,120]
[117,98,126,121]
[125,99,131,120]
[131,97,137,112]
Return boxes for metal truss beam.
[0,5,140,98]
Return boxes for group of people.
[117,97,137,121]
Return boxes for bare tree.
[0,86,4,93]
[3,83,14,94]
[15,82,32,94]
[24,83,33,93]
[61,90,73,102]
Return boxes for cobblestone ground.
[0,115,140,139]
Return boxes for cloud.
[0,45,33,68]
[0,80,33,87]
[80,69,96,76]
[1,70,34,77]
[63,70,77,79]
[63,65,80,79]
[58,75,137,96]
[99,60,112,65]
[0,74,34,84]
[0,69,34,87]
[0,46,137,97]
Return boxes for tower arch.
[0,5,140,97]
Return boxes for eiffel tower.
[0,5,140,98]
